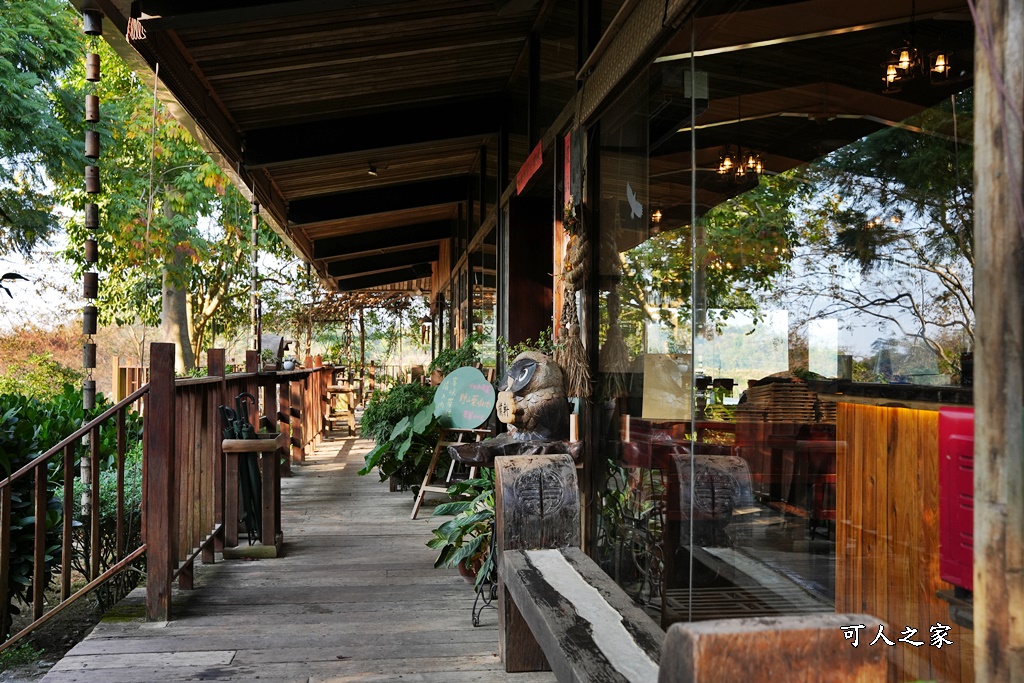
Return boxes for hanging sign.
[433,366,496,429]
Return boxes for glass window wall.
[593,5,975,681]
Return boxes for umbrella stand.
[220,394,282,550]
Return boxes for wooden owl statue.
[495,351,570,440]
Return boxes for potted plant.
[426,471,495,588]
[260,348,278,371]
[282,356,298,371]
[428,331,486,384]
[357,388,441,491]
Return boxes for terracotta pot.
[458,558,479,585]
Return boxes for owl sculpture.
[449,351,579,465]
[495,351,570,441]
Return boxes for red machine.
[939,406,974,591]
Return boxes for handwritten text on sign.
[433,367,496,429]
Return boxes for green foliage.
[0,0,79,255]
[428,332,485,376]
[358,400,444,490]
[0,386,143,639]
[0,354,82,400]
[49,38,281,365]
[0,641,44,670]
[426,470,495,589]
[497,327,556,365]
[360,382,436,444]
[71,442,144,610]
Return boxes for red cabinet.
[939,406,974,591]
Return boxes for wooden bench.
[495,454,887,683]
[500,546,664,682]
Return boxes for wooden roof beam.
[138,0,405,31]
[312,220,452,260]
[336,264,433,292]
[244,97,502,169]
[289,177,469,225]
[326,246,439,278]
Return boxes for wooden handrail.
[0,384,150,489]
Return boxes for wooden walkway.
[40,434,556,683]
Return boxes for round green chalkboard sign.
[432,366,496,429]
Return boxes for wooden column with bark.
[145,343,176,621]
[973,1,1024,680]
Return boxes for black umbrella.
[219,393,263,545]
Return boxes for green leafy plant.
[71,442,145,610]
[427,470,495,589]
[0,641,44,670]
[360,382,436,444]
[497,327,557,366]
[0,385,143,639]
[358,400,445,490]
[428,332,486,377]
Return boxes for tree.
[54,38,279,370]
[0,1,79,255]
[608,172,806,358]
[775,92,974,376]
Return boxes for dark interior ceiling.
[91,0,973,294]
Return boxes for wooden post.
[278,378,291,477]
[260,377,280,548]
[658,615,887,682]
[145,343,176,622]
[207,348,226,557]
[495,454,580,672]
[974,2,1024,679]
[290,378,304,464]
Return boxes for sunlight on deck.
[39,434,555,683]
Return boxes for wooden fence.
[0,343,332,645]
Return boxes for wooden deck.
[40,434,555,683]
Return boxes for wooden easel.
[411,366,497,519]
[410,427,490,519]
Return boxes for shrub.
[358,400,445,491]
[361,382,435,444]
[71,441,144,610]
[427,332,486,377]
[0,354,82,401]
[0,385,142,639]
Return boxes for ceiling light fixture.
[716,89,763,183]
[882,1,954,93]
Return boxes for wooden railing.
[0,342,332,644]
[0,382,148,651]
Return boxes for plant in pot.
[282,356,298,371]
[427,331,486,384]
[426,470,495,588]
[260,348,278,370]
[357,394,444,491]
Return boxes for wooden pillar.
[974,1,1024,680]
[145,343,176,621]
[207,348,226,556]
[290,378,304,464]
[278,379,291,477]
[260,377,279,547]
[582,123,601,556]
[495,454,581,672]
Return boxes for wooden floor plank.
[40,434,553,683]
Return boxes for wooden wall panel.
[836,403,973,683]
